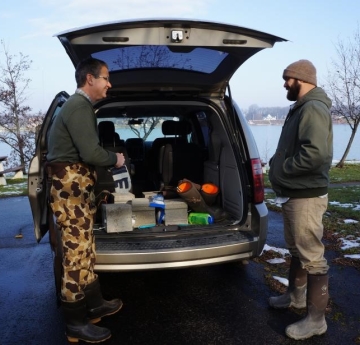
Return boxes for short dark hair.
[75,57,108,88]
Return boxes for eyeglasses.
[95,75,110,83]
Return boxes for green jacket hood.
[294,87,332,112]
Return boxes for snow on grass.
[343,219,359,224]
[329,201,360,211]
[272,276,289,287]
[0,181,27,196]
[338,236,360,251]
[262,238,360,287]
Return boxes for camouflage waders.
[49,163,97,302]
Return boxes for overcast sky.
[1,0,359,113]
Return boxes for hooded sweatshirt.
[269,87,333,198]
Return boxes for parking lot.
[0,196,359,345]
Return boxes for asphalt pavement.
[0,196,359,345]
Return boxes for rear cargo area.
[93,101,247,234]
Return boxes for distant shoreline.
[248,119,348,126]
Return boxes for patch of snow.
[343,219,359,224]
[339,237,360,250]
[272,276,289,287]
[262,244,290,257]
[328,200,360,211]
[267,258,286,264]
[344,254,360,259]
[339,203,355,208]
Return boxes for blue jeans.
[282,196,329,275]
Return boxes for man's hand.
[115,152,125,168]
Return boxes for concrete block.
[113,192,135,203]
[142,191,159,198]
[13,170,24,179]
[164,199,188,225]
[0,176,6,186]
[131,198,155,227]
[102,203,133,233]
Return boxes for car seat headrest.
[98,121,119,137]
[162,120,191,136]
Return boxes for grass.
[0,178,28,197]
[329,163,360,183]
[263,163,360,188]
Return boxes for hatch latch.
[171,30,183,43]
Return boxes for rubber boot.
[84,277,123,324]
[177,179,226,221]
[62,298,111,343]
[286,274,329,340]
[200,183,219,206]
[269,256,307,309]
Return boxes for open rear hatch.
[55,19,286,97]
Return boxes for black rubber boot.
[84,278,123,324]
[200,183,219,206]
[62,298,111,343]
[286,274,329,340]
[269,256,307,309]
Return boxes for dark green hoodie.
[269,87,333,198]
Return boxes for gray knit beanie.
[282,59,317,86]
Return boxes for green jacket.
[269,87,333,198]
[46,93,117,167]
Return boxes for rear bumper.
[95,238,259,271]
[95,253,252,272]
[94,240,258,271]
[94,203,268,271]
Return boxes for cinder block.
[102,203,133,233]
[164,199,188,225]
[142,191,159,198]
[113,192,135,203]
[131,198,155,227]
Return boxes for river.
[249,123,359,162]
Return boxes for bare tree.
[112,45,191,140]
[129,117,161,141]
[0,40,44,172]
[113,46,192,70]
[326,25,360,168]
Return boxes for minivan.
[28,19,286,272]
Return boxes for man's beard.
[286,81,300,101]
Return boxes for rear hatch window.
[93,46,228,74]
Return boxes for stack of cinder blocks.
[102,192,189,233]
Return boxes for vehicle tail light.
[251,158,265,204]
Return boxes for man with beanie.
[268,59,333,340]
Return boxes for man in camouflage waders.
[46,57,125,343]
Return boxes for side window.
[196,111,210,147]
